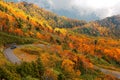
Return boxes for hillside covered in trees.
[73,15,120,38]
[0,0,120,80]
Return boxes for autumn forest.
[0,0,120,80]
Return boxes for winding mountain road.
[3,44,45,64]
[4,47,21,64]
[3,44,120,79]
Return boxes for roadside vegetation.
[0,52,9,66]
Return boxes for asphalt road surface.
[94,65,120,79]
[4,47,21,64]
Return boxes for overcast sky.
[42,0,120,18]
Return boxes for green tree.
[36,58,45,78]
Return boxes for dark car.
[10,44,17,49]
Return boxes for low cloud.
[18,0,120,20]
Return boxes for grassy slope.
[0,32,38,45]
[0,52,9,65]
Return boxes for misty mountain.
[97,15,120,28]
[51,9,99,21]
[97,15,120,37]
[73,15,120,38]
[5,0,100,21]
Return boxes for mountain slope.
[97,15,120,37]
[0,1,120,80]
[5,0,100,21]
[73,15,120,38]
[15,2,86,28]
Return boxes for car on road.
[10,43,17,49]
